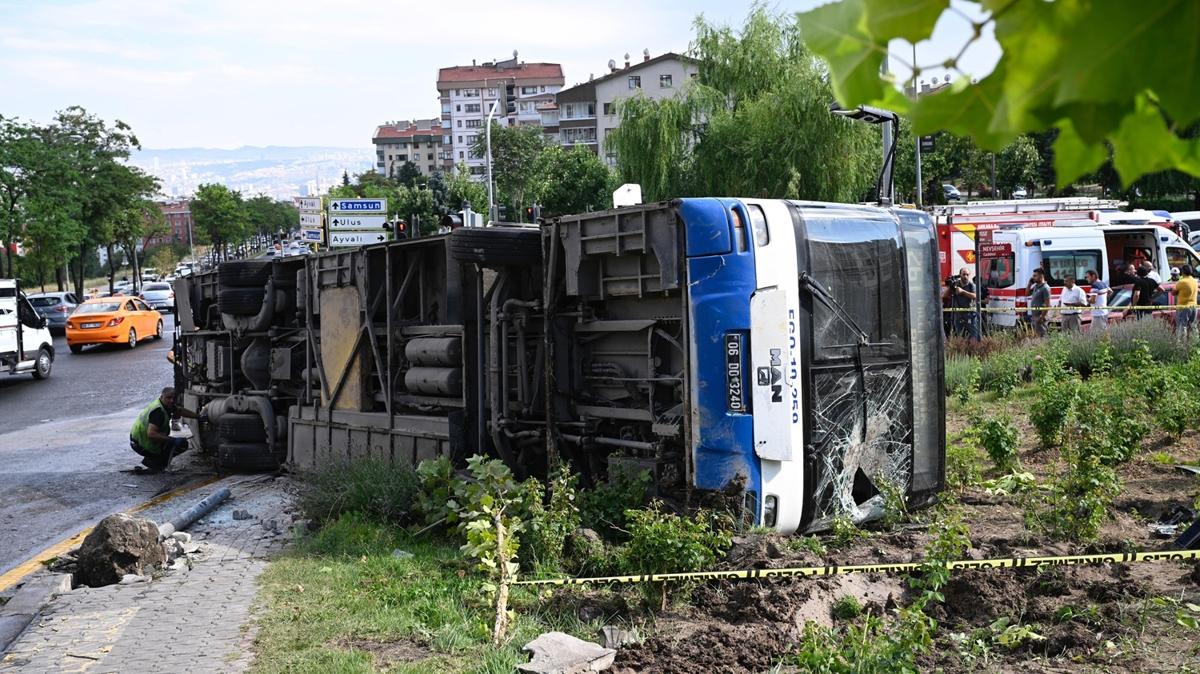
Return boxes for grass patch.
[250,513,598,674]
[298,459,420,526]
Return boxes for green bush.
[1108,320,1187,366]
[520,464,581,573]
[621,502,732,609]
[1156,394,1199,441]
[299,458,420,526]
[415,456,458,528]
[1029,377,1081,448]
[974,415,1020,473]
[831,595,863,620]
[980,351,1022,398]
[945,432,984,494]
[578,468,652,541]
[1035,454,1120,542]
[1030,337,1070,385]
[945,354,981,403]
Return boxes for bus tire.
[449,226,541,267]
[218,260,272,288]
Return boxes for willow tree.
[606,7,878,203]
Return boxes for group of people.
[945,262,1198,340]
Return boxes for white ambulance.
[983,220,1200,327]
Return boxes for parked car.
[943,184,963,202]
[66,297,163,353]
[27,291,79,333]
[139,281,175,313]
[1012,187,1028,199]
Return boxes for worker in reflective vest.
[129,387,206,473]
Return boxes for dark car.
[27,291,79,332]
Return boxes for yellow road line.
[0,474,226,593]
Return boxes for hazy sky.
[0,0,1000,150]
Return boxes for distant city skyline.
[0,0,1000,149]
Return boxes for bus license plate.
[725,333,747,413]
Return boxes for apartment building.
[437,53,564,178]
[373,119,453,178]
[554,51,697,164]
[145,199,194,248]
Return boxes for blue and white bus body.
[679,198,944,533]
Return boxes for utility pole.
[485,99,500,224]
[912,44,922,208]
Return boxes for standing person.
[950,267,980,341]
[1028,269,1051,337]
[1142,260,1163,284]
[129,387,206,473]
[1059,275,1087,333]
[1112,263,1137,287]
[1175,264,1197,339]
[1131,265,1161,320]
[1085,269,1111,331]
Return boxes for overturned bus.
[174,198,944,533]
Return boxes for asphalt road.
[0,314,214,577]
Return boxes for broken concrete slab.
[170,532,192,544]
[118,574,150,585]
[76,513,166,587]
[232,509,252,520]
[518,631,616,674]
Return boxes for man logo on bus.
[756,348,784,403]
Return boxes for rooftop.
[438,58,564,86]
[373,119,445,142]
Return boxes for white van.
[0,279,55,380]
[981,220,1200,327]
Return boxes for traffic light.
[394,220,408,240]
[504,83,516,116]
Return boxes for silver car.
[139,282,175,313]
[27,292,79,332]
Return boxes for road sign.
[295,197,322,211]
[329,231,390,247]
[979,242,1012,256]
[301,228,324,243]
[329,215,388,231]
[299,212,321,228]
[920,135,936,153]
[328,198,386,213]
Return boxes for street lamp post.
[829,103,899,206]
[485,100,500,225]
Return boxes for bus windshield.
[799,215,909,361]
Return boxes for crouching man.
[129,387,206,473]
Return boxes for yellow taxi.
[66,297,164,353]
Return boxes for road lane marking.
[0,473,225,593]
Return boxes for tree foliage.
[192,183,245,260]
[607,7,878,203]
[535,146,613,217]
[996,136,1041,199]
[471,124,547,219]
[799,0,1200,189]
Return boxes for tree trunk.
[129,242,141,293]
[75,242,86,301]
[56,264,66,292]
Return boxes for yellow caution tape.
[512,548,1200,587]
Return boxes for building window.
[413,142,420,149]
[463,88,479,97]
[398,154,407,161]
[428,165,435,173]
[587,103,595,116]
[628,75,641,89]
[659,74,673,88]
[459,151,464,158]
[441,102,451,114]
[521,86,537,95]
[469,166,486,175]
[487,88,497,97]
[456,104,461,112]
[465,103,481,113]
[465,119,482,128]
[443,135,451,144]
[457,120,462,127]
[458,135,463,143]
[455,89,460,96]
[603,102,613,115]
[427,153,433,160]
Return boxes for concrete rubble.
[518,631,616,674]
[598,626,639,650]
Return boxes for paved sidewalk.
[0,474,299,674]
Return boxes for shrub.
[578,468,652,541]
[299,458,420,526]
[831,595,863,620]
[1029,377,1081,448]
[945,354,981,403]
[1035,454,1120,542]
[1031,337,1070,385]
[621,502,732,609]
[415,456,458,528]
[1108,320,1186,366]
[945,432,984,494]
[974,415,1020,473]
[520,464,581,573]
[980,351,1022,398]
[1156,395,1199,441]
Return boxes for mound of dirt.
[937,568,1027,626]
